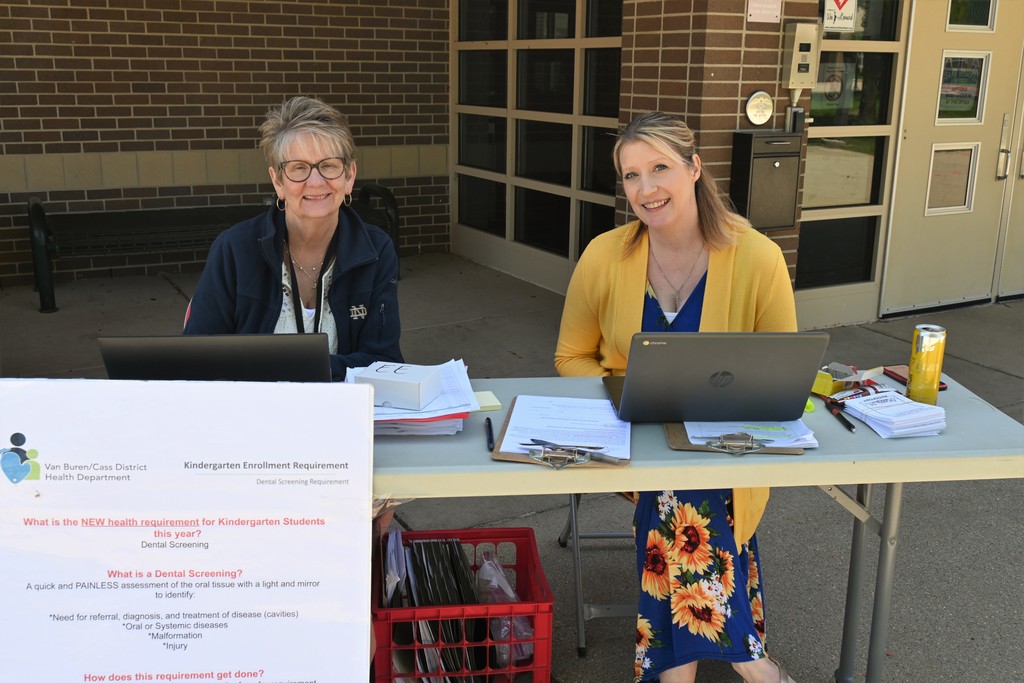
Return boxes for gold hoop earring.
[275,197,286,211]
[344,194,353,207]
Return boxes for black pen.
[484,417,495,451]
[828,404,857,434]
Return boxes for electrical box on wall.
[781,22,820,90]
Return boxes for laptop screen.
[98,334,332,383]
[604,331,829,422]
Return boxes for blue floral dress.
[633,274,768,681]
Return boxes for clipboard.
[490,396,628,468]
[664,423,805,456]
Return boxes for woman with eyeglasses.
[184,96,403,378]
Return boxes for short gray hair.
[258,96,356,169]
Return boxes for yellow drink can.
[906,324,946,405]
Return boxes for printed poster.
[0,379,374,682]
[823,0,857,33]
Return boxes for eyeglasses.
[278,157,347,183]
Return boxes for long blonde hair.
[613,111,747,255]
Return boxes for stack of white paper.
[350,359,480,436]
[842,391,946,438]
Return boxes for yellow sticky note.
[474,390,502,411]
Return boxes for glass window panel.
[578,201,616,257]
[587,0,623,37]
[796,217,877,289]
[581,126,617,194]
[459,175,506,236]
[518,0,575,40]
[514,187,570,256]
[459,114,506,173]
[517,49,575,113]
[803,137,885,208]
[938,55,985,121]
[948,0,993,28]
[459,50,507,108]
[927,148,973,211]
[811,53,893,126]
[584,48,621,118]
[818,0,899,41]
[459,0,507,41]
[516,120,572,185]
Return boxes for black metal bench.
[27,198,266,313]
[350,182,402,279]
[27,184,400,313]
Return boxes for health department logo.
[1,433,39,485]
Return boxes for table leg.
[558,494,574,547]
[865,483,904,683]
[835,484,873,683]
[568,493,588,656]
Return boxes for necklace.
[286,246,320,286]
[649,243,706,311]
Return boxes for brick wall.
[0,0,450,287]
[618,0,818,278]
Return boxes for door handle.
[996,148,1010,180]
[994,113,1010,181]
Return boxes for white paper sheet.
[496,394,631,461]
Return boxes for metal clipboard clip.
[704,432,771,457]
[526,445,592,470]
[520,439,606,470]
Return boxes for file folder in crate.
[372,527,554,682]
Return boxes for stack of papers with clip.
[498,395,632,463]
[350,359,480,436]
[684,420,818,449]
[841,391,946,438]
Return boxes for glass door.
[794,0,907,328]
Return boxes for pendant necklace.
[287,245,321,286]
[284,227,339,335]
[649,243,706,311]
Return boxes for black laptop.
[98,334,332,382]
[603,331,829,422]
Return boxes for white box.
[355,362,442,410]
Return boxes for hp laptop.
[603,331,829,422]
[98,334,332,382]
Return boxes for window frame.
[452,0,621,262]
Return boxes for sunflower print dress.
[633,276,768,682]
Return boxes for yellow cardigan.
[554,221,798,546]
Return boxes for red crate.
[372,527,554,682]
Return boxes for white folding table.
[373,376,1024,683]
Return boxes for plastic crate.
[372,527,554,682]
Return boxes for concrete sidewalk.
[2,253,1022,682]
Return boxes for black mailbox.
[729,130,802,231]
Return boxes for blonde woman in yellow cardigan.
[556,112,798,683]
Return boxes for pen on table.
[484,417,495,451]
[827,403,857,433]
